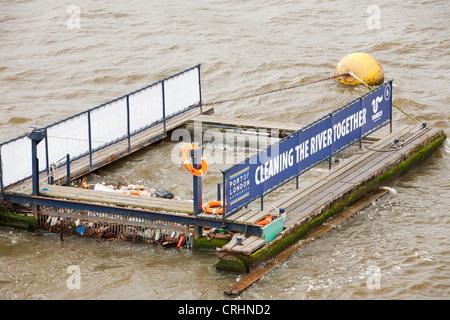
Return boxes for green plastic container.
[261,216,283,243]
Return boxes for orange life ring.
[255,215,273,226]
[202,201,223,215]
[182,144,208,177]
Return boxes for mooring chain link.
[202,73,350,106]
[365,142,404,153]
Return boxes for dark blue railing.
[0,65,202,193]
[221,81,393,218]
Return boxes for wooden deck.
[39,184,194,214]
[197,125,393,228]
[220,234,266,256]
[3,103,442,259]
[190,114,387,141]
[273,124,438,229]
[190,114,304,136]
[215,124,441,256]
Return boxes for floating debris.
[79,175,178,200]
[155,188,174,199]
[36,207,196,249]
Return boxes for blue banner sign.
[223,81,392,214]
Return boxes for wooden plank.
[221,235,262,253]
[237,239,267,255]
[225,208,253,222]
[40,184,188,207]
[221,233,242,251]
[273,125,421,225]
[234,209,263,224]
[191,115,303,133]
[283,156,392,224]
[265,125,414,214]
[232,236,264,254]
[245,211,273,225]
[282,125,433,227]
[282,198,324,227]
[39,185,194,214]
[197,209,256,223]
[231,236,254,251]
[196,212,220,220]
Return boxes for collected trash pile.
[32,174,200,247]
[80,175,176,199]
[36,209,195,248]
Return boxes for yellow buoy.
[334,52,384,86]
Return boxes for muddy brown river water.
[0,0,449,300]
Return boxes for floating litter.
[380,186,397,196]
[75,226,86,234]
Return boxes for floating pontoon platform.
[0,65,446,295]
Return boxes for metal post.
[390,90,393,134]
[66,154,70,187]
[126,95,131,152]
[162,81,167,136]
[388,81,393,133]
[197,65,203,114]
[88,111,93,168]
[222,173,226,228]
[217,183,221,201]
[28,128,46,197]
[192,147,202,238]
[31,141,39,195]
[0,147,4,200]
[45,129,50,184]
[329,113,334,169]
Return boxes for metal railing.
[221,81,393,218]
[0,65,202,194]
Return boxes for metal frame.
[221,81,394,216]
[4,193,262,236]
[0,65,202,191]
[0,68,394,238]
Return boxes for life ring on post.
[182,144,208,177]
[202,201,223,215]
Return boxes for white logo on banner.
[384,84,391,101]
[371,95,383,122]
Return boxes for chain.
[349,71,419,124]
[202,73,349,106]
